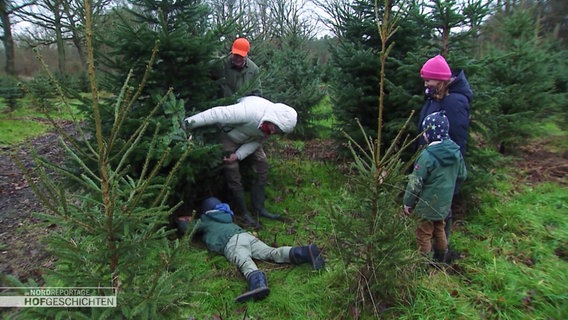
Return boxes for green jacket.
[403,139,467,221]
[190,210,247,254]
[215,56,262,99]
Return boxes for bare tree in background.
[18,0,112,73]
[260,0,316,40]
[0,0,34,75]
[206,0,258,39]
[206,0,317,40]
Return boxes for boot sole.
[308,244,325,270]
[235,287,270,303]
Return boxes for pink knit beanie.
[420,55,451,80]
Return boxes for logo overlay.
[0,287,117,308]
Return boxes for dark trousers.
[220,134,269,191]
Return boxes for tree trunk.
[53,1,65,74]
[0,0,16,75]
[71,35,87,70]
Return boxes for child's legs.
[250,237,292,263]
[416,220,434,255]
[432,220,447,251]
[224,233,259,278]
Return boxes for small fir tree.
[476,7,567,153]
[6,3,195,318]
[87,0,230,213]
[257,33,326,139]
[326,1,420,317]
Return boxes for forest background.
[0,0,567,319]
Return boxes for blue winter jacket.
[417,70,473,156]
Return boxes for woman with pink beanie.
[415,54,473,258]
[417,55,473,157]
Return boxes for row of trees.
[0,0,326,75]
[1,0,567,75]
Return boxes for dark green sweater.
[216,56,262,98]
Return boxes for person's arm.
[234,141,261,160]
[403,153,429,211]
[244,59,262,97]
[184,102,250,129]
[248,74,262,97]
[177,216,202,238]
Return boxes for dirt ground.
[0,126,566,285]
[0,121,75,285]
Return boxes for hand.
[402,205,412,216]
[223,153,239,163]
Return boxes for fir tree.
[325,0,429,153]
[476,6,567,153]
[86,0,231,214]
[7,6,195,318]
[258,33,326,139]
[326,1,420,316]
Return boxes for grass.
[174,133,567,319]
[0,118,50,146]
[175,156,345,319]
[0,97,82,147]
[2,99,567,319]
[311,95,335,138]
[396,182,568,319]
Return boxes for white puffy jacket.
[184,96,297,160]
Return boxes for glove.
[175,216,192,234]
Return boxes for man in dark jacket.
[212,37,262,100]
[177,197,325,303]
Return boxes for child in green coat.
[403,111,467,263]
[177,197,324,303]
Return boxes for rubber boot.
[230,189,262,229]
[289,244,325,270]
[433,249,449,263]
[235,270,270,303]
[444,211,462,263]
[251,184,285,221]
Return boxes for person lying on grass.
[177,197,325,303]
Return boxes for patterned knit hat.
[420,55,451,80]
[422,112,450,142]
